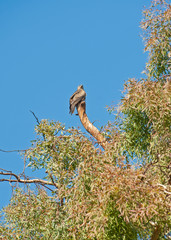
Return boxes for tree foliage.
[141,0,171,79]
[0,0,170,239]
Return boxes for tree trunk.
[151,225,161,240]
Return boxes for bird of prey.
[69,85,86,115]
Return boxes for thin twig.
[46,170,58,188]
[30,110,46,140]
[0,168,12,172]
[0,149,26,153]
[141,159,158,180]
[30,110,40,125]
[36,182,55,192]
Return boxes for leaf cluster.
[141,0,171,79]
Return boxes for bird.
[69,85,86,115]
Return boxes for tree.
[0,0,170,239]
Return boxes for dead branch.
[77,101,107,150]
[30,110,46,140]
[0,148,26,153]
[30,110,40,124]
[0,170,57,188]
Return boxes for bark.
[151,225,161,240]
[77,101,107,150]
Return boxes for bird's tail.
[69,104,75,115]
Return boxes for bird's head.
[78,84,84,90]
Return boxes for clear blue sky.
[0,0,149,210]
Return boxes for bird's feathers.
[69,85,86,114]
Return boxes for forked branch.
[0,169,57,189]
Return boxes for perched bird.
[69,85,86,115]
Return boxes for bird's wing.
[69,89,79,114]
[72,90,86,106]
[70,89,79,104]
[69,89,86,114]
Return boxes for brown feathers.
[69,85,86,115]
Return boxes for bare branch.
[157,184,171,195]
[0,168,12,172]
[77,101,107,150]
[0,170,57,188]
[0,148,26,153]
[45,170,58,188]
[30,110,40,125]
[30,110,46,140]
